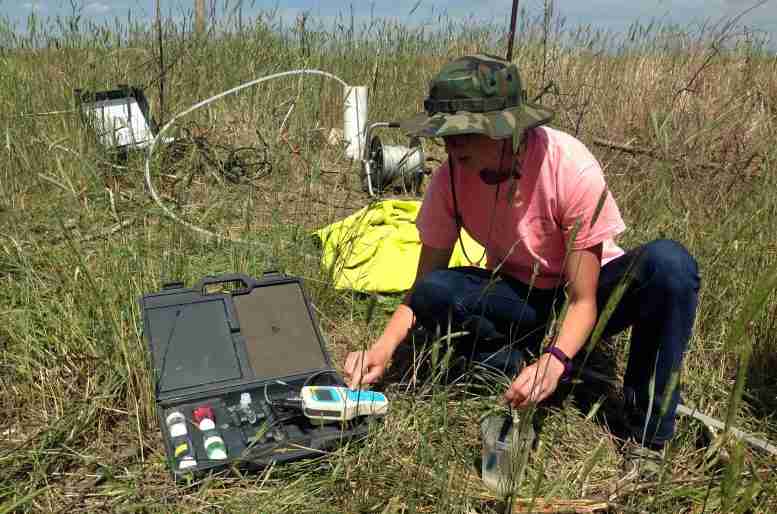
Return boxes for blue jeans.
[408,239,700,447]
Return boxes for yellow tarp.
[314,200,486,293]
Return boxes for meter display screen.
[313,389,338,402]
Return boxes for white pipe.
[676,404,777,456]
[143,69,349,246]
[579,368,777,457]
[343,86,368,161]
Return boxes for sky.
[2,0,776,46]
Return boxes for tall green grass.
[1,3,776,513]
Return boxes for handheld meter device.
[300,386,389,422]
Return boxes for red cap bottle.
[192,406,214,425]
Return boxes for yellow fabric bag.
[313,200,485,293]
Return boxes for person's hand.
[503,353,565,408]
[344,345,392,389]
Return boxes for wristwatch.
[543,346,573,382]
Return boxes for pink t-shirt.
[417,126,626,289]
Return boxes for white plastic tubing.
[343,85,368,160]
[580,368,777,457]
[144,69,364,246]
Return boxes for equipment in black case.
[139,272,371,480]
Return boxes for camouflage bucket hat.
[400,54,554,153]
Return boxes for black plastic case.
[139,272,368,480]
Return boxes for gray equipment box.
[139,272,368,480]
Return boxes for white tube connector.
[343,86,368,160]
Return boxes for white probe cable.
[579,368,777,457]
[143,69,349,246]
[675,403,777,457]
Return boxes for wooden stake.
[195,0,206,37]
[156,0,165,125]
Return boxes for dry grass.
[1,5,777,513]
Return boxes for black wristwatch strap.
[543,346,573,382]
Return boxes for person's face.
[443,133,511,174]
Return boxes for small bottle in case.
[239,392,258,424]
[193,406,228,461]
[166,411,197,471]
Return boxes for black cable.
[450,155,490,267]
[161,121,272,188]
[302,368,342,391]
[449,138,519,267]
[262,369,342,411]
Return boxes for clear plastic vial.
[481,412,535,496]
[239,392,258,424]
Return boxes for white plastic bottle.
[239,392,258,424]
[166,410,197,471]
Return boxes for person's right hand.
[343,346,391,389]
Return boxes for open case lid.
[139,273,334,404]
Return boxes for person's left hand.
[503,353,566,408]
